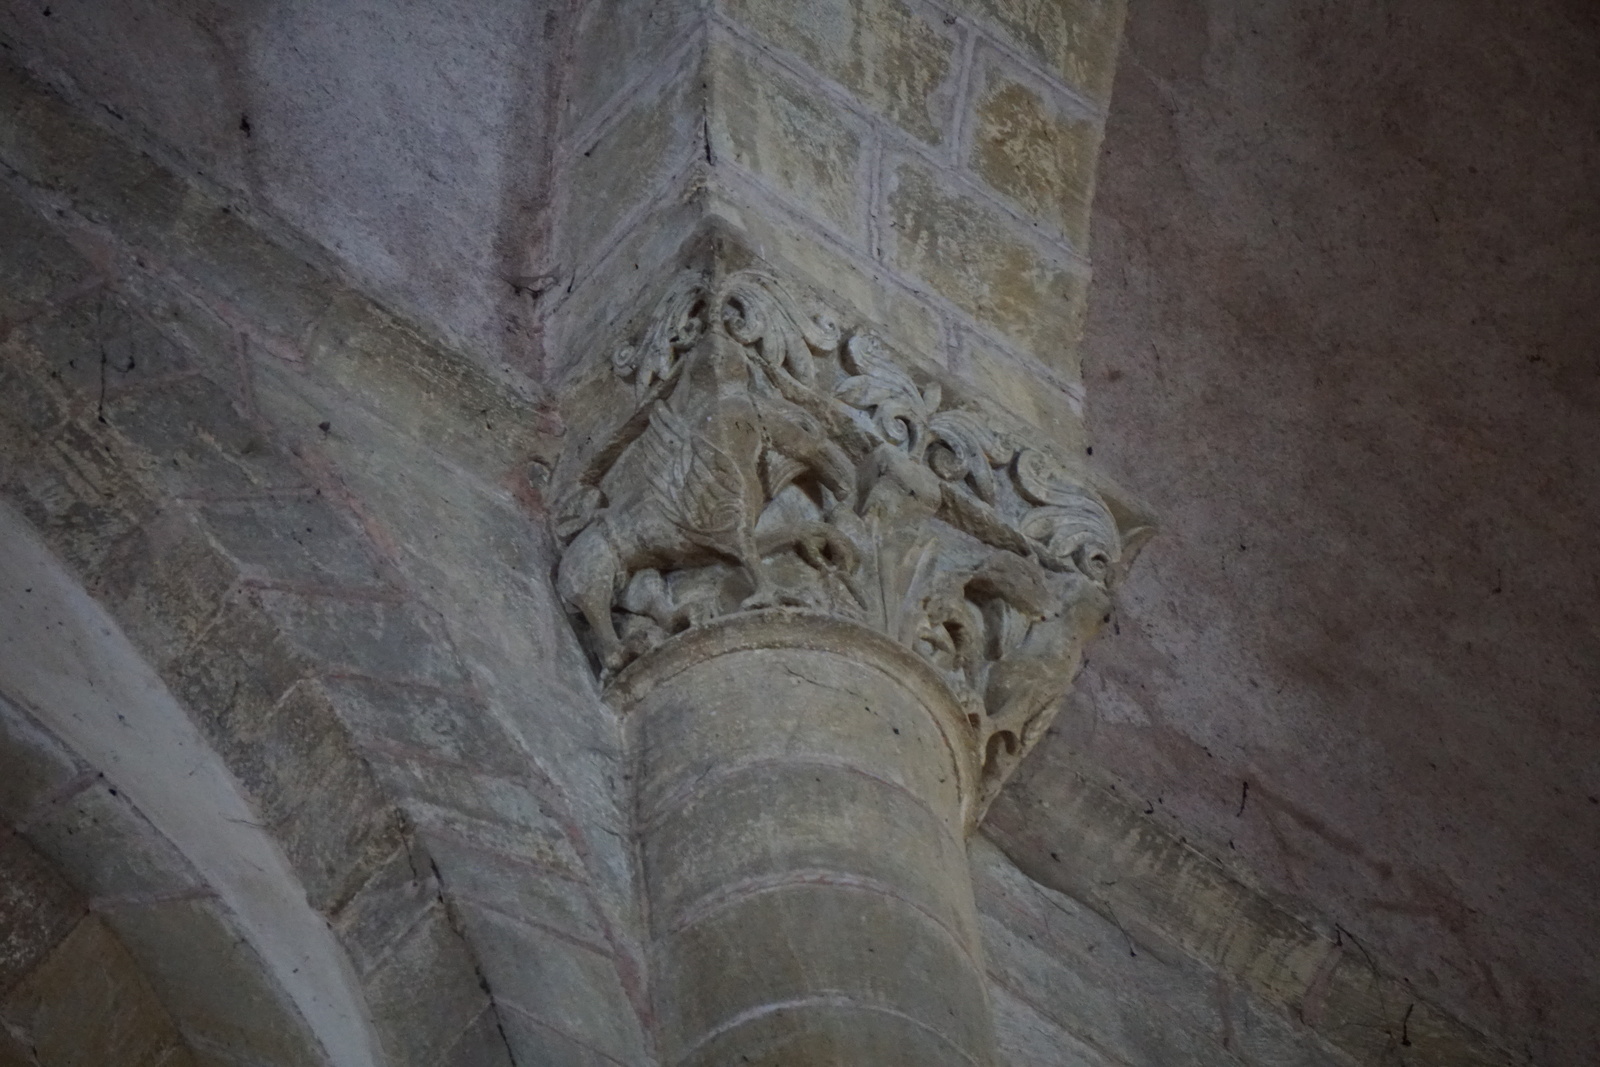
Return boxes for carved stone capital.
[550,268,1151,817]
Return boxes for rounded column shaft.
[614,613,994,1067]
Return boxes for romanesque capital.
[549,269,1151,817]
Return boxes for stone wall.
[0,2,1576,1065]
[1016,1,1600,1063]
[546,0,1125,456]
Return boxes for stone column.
[548,267,1150,1065]
[612,613,988,1066]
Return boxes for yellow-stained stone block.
[718,0,958,143]
[719,183,949,370]
[954,333,1086,452]
[0,916,186,1067]
[887,160,1089,369]
[970,50,1102,248]
[945,0,1127,105]
[710,41,867,234]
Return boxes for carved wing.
[639,404,749,543]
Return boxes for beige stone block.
[1,916,184,1067]
[709,40,867,233]
[944,0,1127,105]
[632,647,965,822]
[547,179,711,379]
[886,160,1090,367]
[642,762,975,938]
[566,0,705,134]
[371,757,585,877]
[954,331,1086,451]
[559,62,705,264]
[104,898,320,1065]
[298,290,547,482]
[0,696,80,829]
[680,1006,980,1067]
[969,47,1103,248]
[0,839,83,998]
[361,904,491,1067]
[659,884,991,1061]
[718,0,960,144]
[715,182,950,368]
[457,905,648,1066]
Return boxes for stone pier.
[548,265,1149,1062]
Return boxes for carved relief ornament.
[549,269,1151,811]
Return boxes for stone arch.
[0,508,370,1066]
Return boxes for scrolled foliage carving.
[550,268,1150,811]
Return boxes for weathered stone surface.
[330,843,439,980]
[322,675,525,778]
[360,903,492,1067]
[709,40,867,233]
[371,758,585,878]
[103,899,323,1065]
[255,591,467,690]
[0,694,80,827]
[0,1028,35,1067]
[887,160,1090,373]
[990,987,1115,1067]
[438,1005,516,1067]
[20,780,201,903]
[421,830,608,951]
[969,47,1102,248]
[558,63,705,267]
[567,0,706,136]
[617,620,994,1065]
[295,289,547,480]
[0,838,83,998]
[985,771,1512,1066]
[952,331,1085,455]
[196,493,386,589]
[2,0,561,367]
[974,837,1350,1067]
[0,166,95,328]
[0,414,156,584]
[498,1005,628,1067]
[944,0,1127,104]
[19,292,192,399]
[101,374,306,497]
[459,904,648,1067]
[718,0,961,143]
[163,598,404,914]
[0,916,187,1067]
[247,679,408,914]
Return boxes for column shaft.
[613,613,994,1067]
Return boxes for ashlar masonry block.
[943,0,1128,106]
[708,39,869,235]
[718,0,961,144]
[969,46,1104,250]
[887,158,1090,372]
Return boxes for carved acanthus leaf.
[551,268,1151,812]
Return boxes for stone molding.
[550,268,1151,816]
